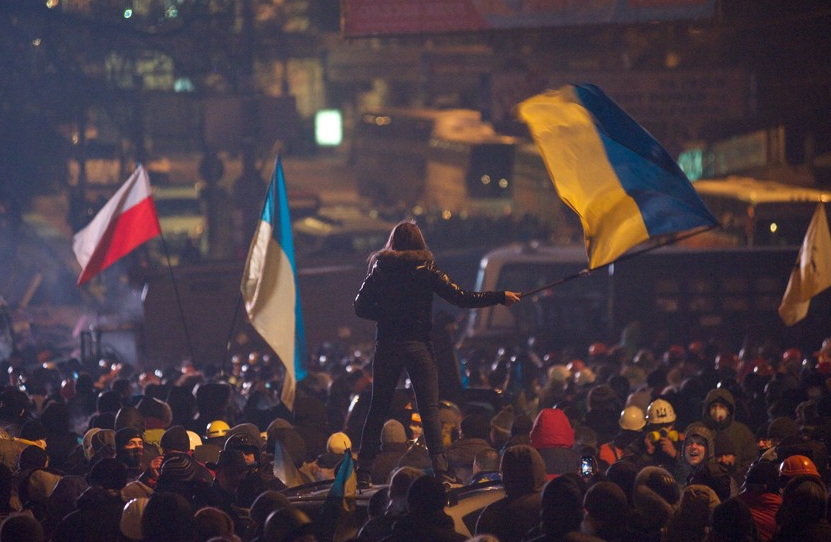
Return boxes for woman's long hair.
[368,220,428,269]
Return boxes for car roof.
[281,479,505,538]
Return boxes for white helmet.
[646,399,676,425]
[619,405,647,431]
[120,497,149,541]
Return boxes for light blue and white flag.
[241,157,307,410]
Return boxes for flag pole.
[157,233,196,363]
[220,171,275,376]
[520,224,721,298]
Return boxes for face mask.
[710,404,729,423]
[119,448,142,468]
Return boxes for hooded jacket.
[354,249,505,341]
[529,408,581,478]
[701,388,757,471]
[475,445,547,542]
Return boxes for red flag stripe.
[77,197,161,286]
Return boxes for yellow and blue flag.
[241,157,307,411]
[517,83,718,269]
[317,449,357,542]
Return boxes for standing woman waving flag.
[353,220,520,486]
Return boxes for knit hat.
[381,419,407,445]
[160,425,190,452]
[20,420,47,442]
[115,427,143,451]
[461,413,491,440]
[326,432,352,454]
[158,453,197,484]
[767,416,799,441]
[713,432,736,457]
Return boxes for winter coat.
[446,437,493,482]
[529,408,581,478]
[735,489,781,542]
[52,486,125,542]
[354,249,505,341]
[370,441,408,484]
[476,445,547,542]
[701,388,757,471]
[382,509,466,542]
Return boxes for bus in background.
[354,108,548,219]
[691,176,831,247]
[353,107,459,206]
[461,241,831,357]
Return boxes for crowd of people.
[0,327,829,542]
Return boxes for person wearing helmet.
[627,398,682,472]
[598,405,646,469]
[778,454,820,488]
[205,419,230,445]
[701,387,757,475]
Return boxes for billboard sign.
[342,0,716,38]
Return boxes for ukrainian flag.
[518,83,718,269]
[241,157,307,411]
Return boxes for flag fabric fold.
[272,437,304,488]
[517,83,718,269]
[316,449,357,542]
[241,157,307,411]
[778,203,831,326]
[73,165,161,286]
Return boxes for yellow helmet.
[206,420,230,440]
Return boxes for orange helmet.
[779,455,819,478]
[782,348,802,364]
[566,359,585,373]
[588,342,608,358]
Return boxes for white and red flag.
[73,165,161,286]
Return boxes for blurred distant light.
[665,51,681,69]
[442,210,452,220]
[174,77,195,92]
[481,175,491,185]
[166,6,178,18]
[124,9,132,19]
[45,0,59,8]
[498,178,509,189]
[32,38,42,47]
[315,109,343,147]
[769,222,778,233]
